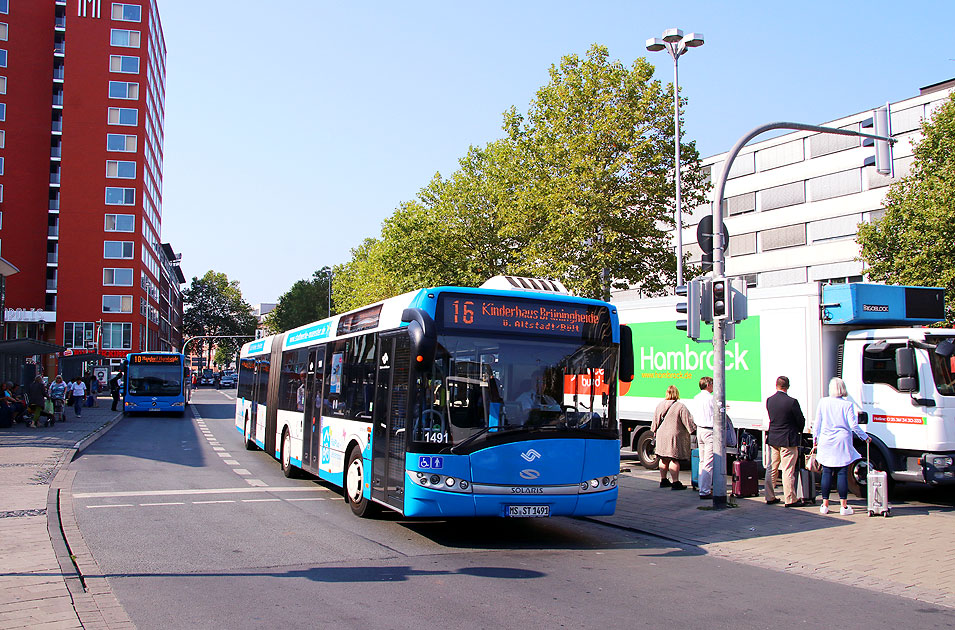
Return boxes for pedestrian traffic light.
[676,280,702,339]
[712,277,727,320]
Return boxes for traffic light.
[862,105,893,176]
[712,277,728,320]
[676,280,702,339]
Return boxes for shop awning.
[0,256,19,277]
[0,338,65,356]
[60,353,107,363]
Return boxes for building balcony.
[49,174,60,185]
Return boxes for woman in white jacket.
[813,377,871,515]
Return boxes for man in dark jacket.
[109,372,123,412]
[27,376,47,428]
[765,375,806,507]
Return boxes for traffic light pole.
[709,121,895,510]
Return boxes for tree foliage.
[182,271,258,364]
[333,44,708,305]
[858,93,955,324]
[264,267,335,333]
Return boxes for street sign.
[697,215,730,272]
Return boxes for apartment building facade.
[0,0,182,377]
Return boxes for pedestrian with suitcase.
[764,376,806,507]
[813,377,871,515]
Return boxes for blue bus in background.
[124,352,190,416]
[236,276,635,519]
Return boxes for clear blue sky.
[157,0,954,307]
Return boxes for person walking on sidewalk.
[693,377,715,499]
[71,377,87,418]
[651,385,696,490]
[109,371,123,412]
[814,377,870,515]
[49,376,67,423]
[765,375,806,507]
[26,376,46,428]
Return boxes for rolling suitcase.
[691,448,700,490]
[732,459,759,497]
[866,442,891,517]
[796,468,816,505]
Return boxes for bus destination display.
[438,294,610,341]
[130,354,181,364]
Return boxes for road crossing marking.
[287,497,326,502]
[246,479,268,487]
[86,504,134,509]
[234,469,251,476]
[224,459,239,465]
[193,500,235,504]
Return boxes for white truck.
[614,282,955,495]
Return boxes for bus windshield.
[411,334,618,447]
[128,363,183,397]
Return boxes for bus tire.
[281,428,298,478]
[345,447,377,518]
[636,430,659,470]
[244,417,256,451]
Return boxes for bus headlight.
[590,478,599,488]
[602,476,610,486]
[581,482,589,491]
[445,477,456,487]
[931,456,953,468]
[430,474,441,485]
[459,480,469,490]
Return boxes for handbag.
[807,446,822,473]
[44,399,54,415]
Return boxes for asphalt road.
[67,389,955,629]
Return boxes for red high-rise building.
[0,0,183,379]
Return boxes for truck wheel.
[635,431,659,470]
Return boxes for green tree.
[858,93,955,324]
[332,238,414,313]
[182,271,258,366]
[264,267,335,333]
[501,44,708,298]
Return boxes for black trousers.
[111,392,120,411]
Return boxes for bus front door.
[248,361,261,446]
[371,334,409,509]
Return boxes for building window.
[109,55,140,74]
[104,268,134,286]
[0,49,6,68]
[102,322,132,350]
[104,241,134,259]
[64,322,95,350]
[0,76,6,94]
[104,214,135,232]
[106,160,136,179]
[103,295,133,314]
[0,157,3,175]
[108,107,137,126]
[108,80,139,100]
[106,133,137,152]
[105,187,135,205]
[0,103,5,121]
[0,23,8,41]
[110,29,141,48]
[0,1,7,15]
[112,3,142,22]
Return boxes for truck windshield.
[927,336,955,396]
[411,334,618,448]
[128,364,183,397]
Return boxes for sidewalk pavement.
[591,458,955,609]
[2,413,953,630]
[0,396,132,629]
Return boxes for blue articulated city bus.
[236,276,635,518]
[124,352,190,416]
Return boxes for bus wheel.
[345,447,376,518]
[636,430,659,470]
[244,417,256,451]
[281,429,297,478]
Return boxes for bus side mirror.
[895,347,918,392]
[619,325,634,383]
[402,308,436,371]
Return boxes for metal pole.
[673,49,683,287]
[709,120,896,510]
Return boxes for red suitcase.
[732,459,759,497]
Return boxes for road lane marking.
[246,479,268,487]
[287,497,326,502]
[86,504,135,508]
[74,486,324,499]
[224,459,239,465]
[213,447,225,452]
[217,452,231,458]
[234,469,251,476]
[242,498,280,503]
[140,502,185,507]
[193,500,235,504]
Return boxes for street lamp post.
[646,28,704,288]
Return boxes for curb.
[46,410,137,629]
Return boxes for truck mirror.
[896,376,918,392]
[857,411,868,425]
[895,347,917,378]
[618,325,635,383]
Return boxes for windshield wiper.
[450,425,523,454]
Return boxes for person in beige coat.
[650,385,697,490]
